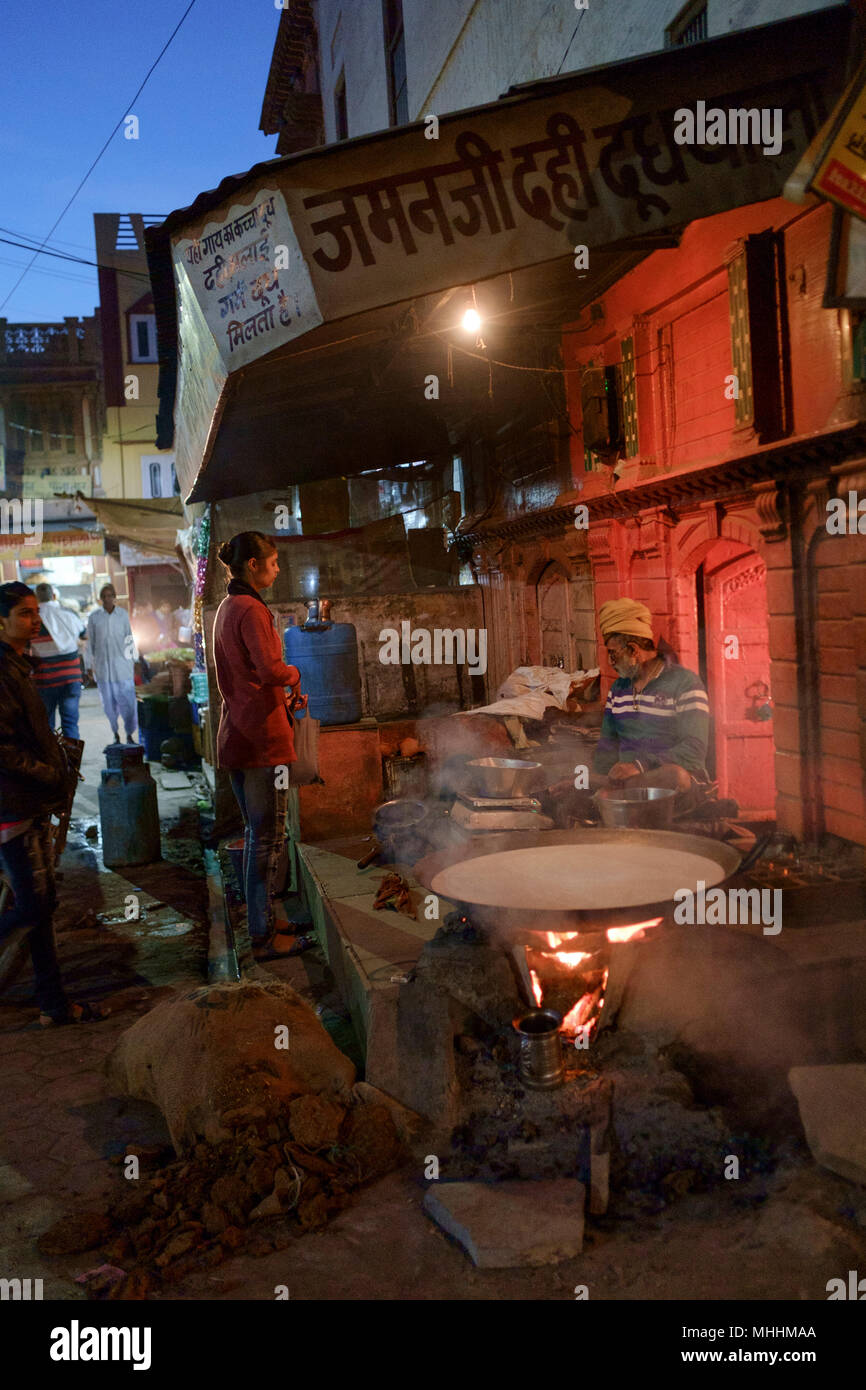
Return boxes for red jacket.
[213,593,300,770]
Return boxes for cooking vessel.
[467,757,543,799]
[416,827,746,937]
[595,785,677,829]
[374,799,427,836]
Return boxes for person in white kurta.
[85,585,138,744]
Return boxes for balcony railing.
[0,319,92,365]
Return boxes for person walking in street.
[0,582,106,1026]
[85,584,139,745]
[31,583,85,741]
[213,532,309,962]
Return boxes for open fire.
[526,917,663,1043]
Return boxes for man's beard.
[615,657,641,680]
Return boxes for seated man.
[544,598,709,822]
[595,597,709,791]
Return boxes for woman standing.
[213,532,307,961]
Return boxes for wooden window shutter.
[620,336,638,456]
[727,232,789,441]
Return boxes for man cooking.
[545,598,709,820]
[594,598,709,789]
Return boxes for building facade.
[262,0,841,150]
[94,212,177,503]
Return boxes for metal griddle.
[415,827,744,936]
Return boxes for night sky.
[1,0,284,321]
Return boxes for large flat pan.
[416,828,743,934]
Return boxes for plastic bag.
[289,710,322,786]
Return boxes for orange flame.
[530,969,543,1007]
[606,917,662,943]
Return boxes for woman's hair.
[217,531,277,580]
[0,581,34,618]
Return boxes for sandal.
[30,1001,111,1029]
[251,932,299,962]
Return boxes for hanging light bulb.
[461,307,482,334]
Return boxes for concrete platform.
[296,837,452,1085]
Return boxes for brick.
[821,729,862,761]
[817,620,854,650]
[770,662,800,705]
[765,568,795,615]
[853,619,866,666]
[822,756,864,789]
[772,705,801,752]
[774,753,804,798]
[825,808,866,846]
[819,647,854,676]
[768,616,797,661]
[817,590,852,621]
[822,776,865,812]
[775,792,805,839]
[823,701,861,732]
[821,674,857,704]
[816,564,850,590]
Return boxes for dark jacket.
[0,640,68,819]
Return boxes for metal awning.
[146,5,852,504]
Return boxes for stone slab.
[423,1179,585,1267]
[789,1064,866,1185]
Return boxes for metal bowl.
[595,785,677,829]
[467,757,543,799]
[373,799,427,834]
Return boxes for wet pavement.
[0,687,211,1295]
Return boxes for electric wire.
[0,0,198,311]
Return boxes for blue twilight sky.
[1,0,286,322]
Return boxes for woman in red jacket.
[213,532,306,961]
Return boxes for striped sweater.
[593,663,710,777]
[30,628,82,689]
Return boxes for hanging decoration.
[191,505,211,672]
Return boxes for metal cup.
[513,1008,564,1089]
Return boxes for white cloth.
[85,606,138,683]
[465,665,600,720]
[38,601,83,655]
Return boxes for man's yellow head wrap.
[598,598,654,642]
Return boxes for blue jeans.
[228,768,288,940]
[0,821,67,1019]
[38,682,82,741]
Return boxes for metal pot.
[467,757,543,799]
[595,785,677,829]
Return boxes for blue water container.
[284,622,362,725]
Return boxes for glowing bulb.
[462,308,482,333]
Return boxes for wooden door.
[704,548,776,818]
[537,564,571,669]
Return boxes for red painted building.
[555,194,866,842]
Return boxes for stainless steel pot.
[467,757,543,799]
[595,785,677,829]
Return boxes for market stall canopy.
[80,495,185,558]
[146,5,852,504]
